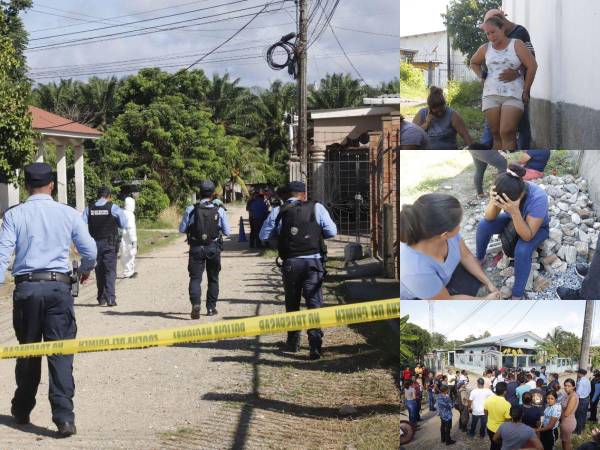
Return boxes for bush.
[446,80,482,108]
[400,62,425,89]
[135,179,170,220]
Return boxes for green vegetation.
[0,3,36,183]
[444,0,502,62]
[400,62,426,100]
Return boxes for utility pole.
[580,300,594,371]
[297,0,308,183]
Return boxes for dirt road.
[0,204,399,449]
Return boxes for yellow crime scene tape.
[0,298,399,359]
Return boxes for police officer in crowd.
[179,181,231,319]
[260,185,290,250]
[0,163,97,437]
[259,181,337,359]
[246,189,269,250]
[82,186,128,306]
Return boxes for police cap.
[286,181,306,193]
[98,186,111,197]
[24,162,54,188]
[199,180,215,195]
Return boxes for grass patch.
[341,413,400,450]
[138,205,182,230]
[399,83,427,100]
[452,104,485,142]
[260,248,278,259]
[406,175,455,196]
[546,149,576,175]
[399,102,425,118]
[137,230,179,255]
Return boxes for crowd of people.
[400,8,538,153]
[401,363,600,449]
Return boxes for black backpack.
[187,203,220,245]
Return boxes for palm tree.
[400,315,419,361]
[206,73,262,137]
[255,80,296,159]
[536,327,568,362]
[308,73,364,110]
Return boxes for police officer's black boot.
[308,330,324,360]
[57,422,77,438]
[286,332,301,352]
[191,304,201,320]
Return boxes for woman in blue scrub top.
[476,163,550,299]
[400,193,500,300]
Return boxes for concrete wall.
[569,150,600,211]
[503,0,600,148]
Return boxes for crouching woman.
[475,164,550,299]
[400,193,500,300]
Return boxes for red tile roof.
[29,106,102,137]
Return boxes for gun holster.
[70,260,80,297]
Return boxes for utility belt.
[15,271,71,285]
[95,234,122,252]
[15,260,82,297]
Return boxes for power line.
[444,301,490,338]
[26,3,289,52]
[28,48,398,81]
[29,0,250,41]
[325,19,367,84]
[308,0,340,48]
[333,26,400,38]
[173,1,273,76]
[507,300,540,334]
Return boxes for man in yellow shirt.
[484,381,511,450]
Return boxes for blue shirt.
[525,150,551,172]
[0,194,97,282]
[179,199,231,237]
[246,197,269,219]
[436,394,453,421]
[542,403,561,429]
[520,182,550,227]
[258,198,337,259]
[82,198,129,229]
[400,233,462,300]
[577,377,592,399]
[516,384,531,405]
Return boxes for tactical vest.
[276,201,323,258]
[88,202,119,240]
[188,203,220,246]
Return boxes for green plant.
[135,179,170,220]
[400,62,425,89]
[447,80,482,108]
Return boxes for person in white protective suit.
[120,196,137,278]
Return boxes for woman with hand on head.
[400,193,500,300]
[475,163,550,299]
[412,86,473,149]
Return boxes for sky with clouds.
[20,0,399,88]
[400,301,600,344]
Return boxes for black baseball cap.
[24,162,53,187]
[199,180,215,195]
[98,186,111,197]
[286,181,306,193]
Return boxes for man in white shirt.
[468,378,494,438]
[526,373,537,389]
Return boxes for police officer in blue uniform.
[0,163,97,437]
[259,181,337,359]
[179,181,231,319]
[82,186,128,306]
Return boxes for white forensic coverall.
[120,196,137,277]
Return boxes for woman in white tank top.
[470,16,537,151]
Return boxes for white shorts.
[482,94,524,112]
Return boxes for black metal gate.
[309,149,371,243]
